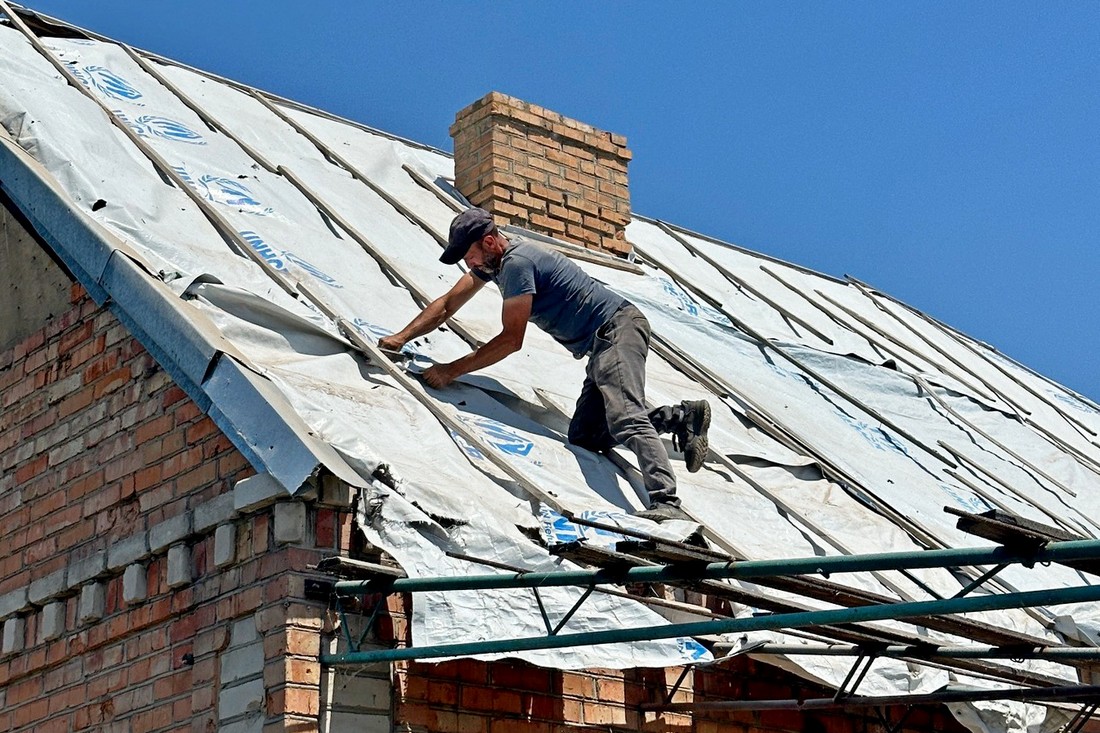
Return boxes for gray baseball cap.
[441,208,495,265]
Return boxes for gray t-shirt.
[474,238,627,358]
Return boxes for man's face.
[463,235,503,277]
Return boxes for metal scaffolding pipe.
[644,684,1100,712]
[333,538,1100,594]
[735,643,1100,661]
[323,582,1100,664]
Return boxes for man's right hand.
[378,334,405,352]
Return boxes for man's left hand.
[422,363,458,389]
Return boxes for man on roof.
[378,207,709,521]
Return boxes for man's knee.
[607,414,659,445]
[568,424,613,454]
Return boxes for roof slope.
[2,5,1099,730]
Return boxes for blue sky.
[15,2,1100,401]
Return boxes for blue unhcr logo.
[539,506,584,545]
[115,112,205,145]
[237,230,285,269]
[538,505,627,546]
[173,166,274,216]
[447,429,485,462]
[835,411,909,457]
[938,483,992,513]
[658,277,730,326]
[1050,390,1098,415]
[201,176,266,212]
[70,65,144,104]
[677,637,711,661]
[282,251,343,288]
[237,230,342,288]
[351,319,421,356]
[659,277,699,316]
[457,414,535,458]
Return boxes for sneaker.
[635,501,692,523]
[671,400,710,473]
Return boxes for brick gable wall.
[0,284,360,732]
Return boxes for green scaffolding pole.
[739,644,1100,661]
[326,583,1100,664]
[333,538,1100,595]
[324,540,1100,664]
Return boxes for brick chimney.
[450,92,633,258]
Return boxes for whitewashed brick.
[78,583,106,624]
[322,712,389,732]
[328,670,391,711]
[0,588,29,619]
[123,564,147,605]
[319,476,354,507]
[233,473,286,513]
[220,643,264,686]
[149,513,192,553]
[218,678,265,720]
[194,493,235,533]
[47,436,85,466]
[229,617,258,647]
[39,602,65,642]
[67,550,107,587]
[273,502,306,545]
[2,617,24,655]
[28,570,67,605]
[217,714,264,733]
[214,524,236,568]
[107,532,150,571]
[166,545,191,588]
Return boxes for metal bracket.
[531,585,596,636]
[1061,701,1099,733]
[661,640,767,706]
[334,592,388,653]
[834,650,879,701]
[952,563,1010,599]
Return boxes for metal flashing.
[99,251,226,386]
[202,354,365,493]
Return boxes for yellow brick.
[511,192,547,212]
[528,156,563,176]
[548,204,582,223]
[512,163,550,184]
[529,213,566,234]
[546,174,583,196]
[528,183,565,204]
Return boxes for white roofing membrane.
[1,18,1099,731]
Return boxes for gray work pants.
[567,305,680,506]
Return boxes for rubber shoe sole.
[682,400,710,473]
[634,502,693,522]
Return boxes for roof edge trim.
[202,354,368,493]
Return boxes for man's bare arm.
[422,295,532,388]
[379,271,485,350]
